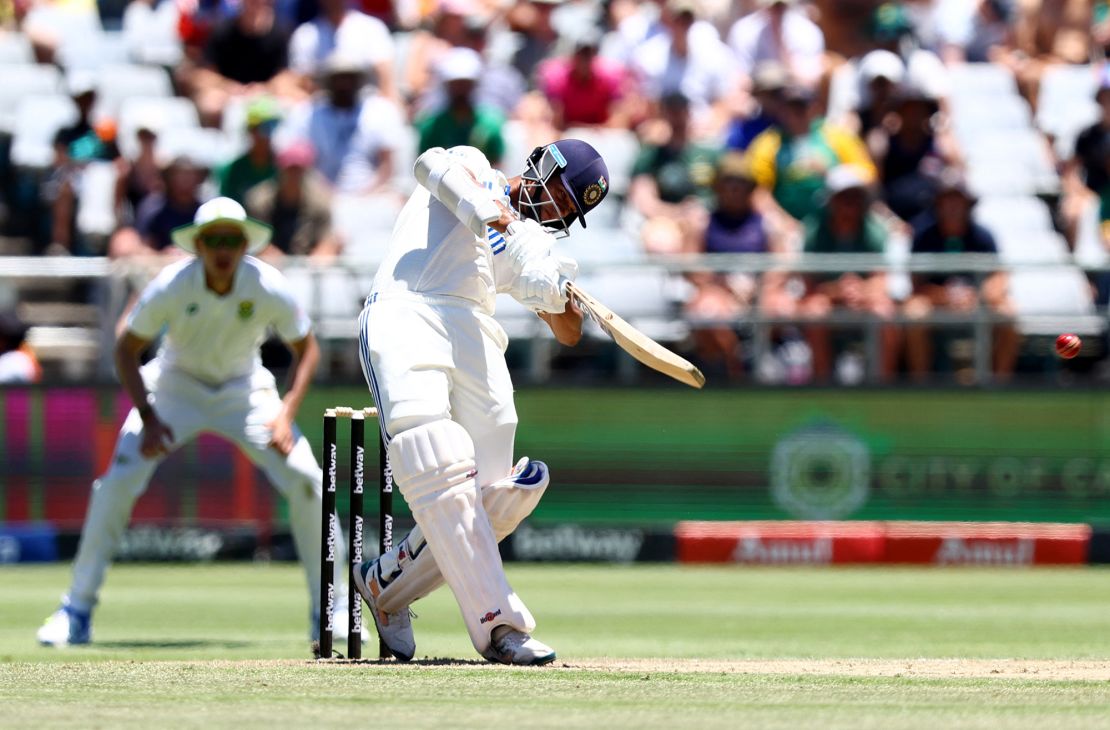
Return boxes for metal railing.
[1,254,1106,384]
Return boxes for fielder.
[38,197,360,646]
[353,140,610,665]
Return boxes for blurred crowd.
[1,0,1108,385]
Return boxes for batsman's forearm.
[281,334,320,420]
[413,147,502,237]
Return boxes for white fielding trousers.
[66,361,345,618]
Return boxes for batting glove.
[513,254,577,314]
[504,218,555,275]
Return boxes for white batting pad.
[376,457,551,613]
[388,420,535,651]
[483,458,549,540]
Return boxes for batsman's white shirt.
[370,146,517,316]
[128,256,312,384]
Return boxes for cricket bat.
[565,281,705,389]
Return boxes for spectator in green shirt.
[629,92,720,254]
[217,96,282,205]
[784,165,897,382]
[415,47,506,167]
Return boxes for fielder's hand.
[267,413,296,456]
[139,409,174,458]
[504,218,555,275]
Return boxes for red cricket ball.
[1055,333,1081,359]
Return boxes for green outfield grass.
[2,564,1109,729]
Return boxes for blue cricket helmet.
[521,139,610,234]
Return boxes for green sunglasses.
[197,233,247,249]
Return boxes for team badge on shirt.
[238,301,254,320]
[186,303,198,316]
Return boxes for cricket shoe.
[37,600,91,647]
[353,558,415,662]
[481,625,556,666]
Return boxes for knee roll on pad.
[483,458,549,539]
[388,419,478,509]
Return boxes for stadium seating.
[1036,64,1100,157]
[10,95,78,168]
[116,96,201,160]
[0,33,34,64]
[93,64,173,119]
[0,65,64,134]
[56,32,131,71]
[946,63,1019,99]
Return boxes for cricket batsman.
[38,197,361,647]
[353,140,610,665]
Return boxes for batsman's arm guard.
[414,146,504,239]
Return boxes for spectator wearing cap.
[869,82,956,223]
[537,28,632,130]
[109,156,206,258]
[847,50,905,136]
[728,0,825,90]
[402,0,479,108]
[938,0,1014,64]
[0,311,41,384]
[410,15,527,120]
[43,73,122,255]
[724,61,787,152]
[505,0,563,82]
[217,97,282,205]
[745,84,877,232]
[630,0,737,133]
[905,169,1019,381]
[826,3,948,134]
[185,0,303,126]
[1062,68,1110,249]
[246,141,340,260]
[277,51,405,194]
[780,164,898,383]
[684,153,778,380]
[121,119,164,218]
[629,92,720,254]
[415,47,507,167]
[288,0,398,102]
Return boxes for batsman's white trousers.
[65,361,345,619]
[358,293,525,646]
[359,293,517,476]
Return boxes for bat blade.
[565,282,705,389]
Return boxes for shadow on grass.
[95,640,253,649]
[310,654,490,667]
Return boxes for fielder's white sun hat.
[171,197,272,254]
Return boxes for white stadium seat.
[946,63,1019,99]
[155,127,241,170]
[94,64,173,117]
[76,160,120,237]
[0,64,64,133]
[10,95,78,168]
[56,31,131,71]
[116,96,200,160]
[991,230,1070,265]
[0,33,34,64]
[973,196,1054,235]
[1036,64,1100,157]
